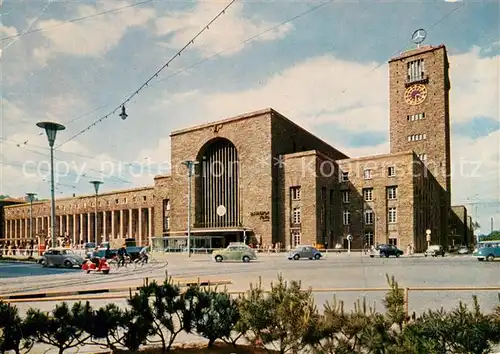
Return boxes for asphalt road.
[1,253,498,312]
[0,261,81,278]
[1,253,499,354]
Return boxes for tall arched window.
[196,138,240,228]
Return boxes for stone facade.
[3,187,154,247]
[388,45,452,247]
[450,205,470,246]
[2,43,466,252]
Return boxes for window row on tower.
[408,133,426,141]
[407,113,425,121]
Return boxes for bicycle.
[110,255,132,269]
[133,254,149,269]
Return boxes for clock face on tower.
[404,84,428,105]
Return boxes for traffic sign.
[347,234,353,241]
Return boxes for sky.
[0,0,499,234]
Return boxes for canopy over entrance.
[152,227,254,252]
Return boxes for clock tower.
[388,44,451,245]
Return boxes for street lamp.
[26,193,37,242]
[182,160,198,257]
[89,181,103,244]
[37,121,65,247]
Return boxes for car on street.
[213,244,257,263]
[287,245,322,260]
[457,246,469,255]
[369,244,404,258]
[473,241,500,262]
[424,245,446,257]
[38,247,85,268]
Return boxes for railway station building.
[2,43,471,252]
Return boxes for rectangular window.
[329,189,334,204]
[407,113,425,121]
[407,59,425,82]
[321,187,326,200]
[342,190,350,203]
[365,232,374,247]
[388,207,397,223]
[363,188,373,201]
[341,171,349,182]
[320,206,325,225]
[292,207,301,224]
[364,169,372,180]
[388,166,396,177]
[143,196,147,201]
[292,230,301,247]
[164,216,170,231]
[124,198,127,204]
[291,187,301,201]
[388,186,397,200]
[364,210,374,224]
[343,210,351,225]
[389,237,398,246]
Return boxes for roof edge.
[170,108,274,137]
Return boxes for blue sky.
[1,0,499,233]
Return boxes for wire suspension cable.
[56,0,237,149]
[0,0,155,41]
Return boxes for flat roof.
[338,150,415,163]
[170,108,273,137]
[4,186,155,208]
[388,44,446,63]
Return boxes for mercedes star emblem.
[411,28,427,45]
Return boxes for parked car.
[38,247,84,268]
[457,246,469,255]
[213,244,257,263]
[288,245,322,260]
[473,241,500,262]
[369,244,404,258]
[424,245,446,257]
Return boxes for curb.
[0,279,232,301]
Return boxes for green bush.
[0,274,499,353]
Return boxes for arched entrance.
[196,138,240,229]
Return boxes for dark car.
[424,245,446,257]
[369,244,404,258]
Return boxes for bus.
[472,240,500,262]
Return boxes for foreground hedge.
[1,274,500,354]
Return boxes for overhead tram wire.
[56,0,238,149]
[0,136,168,179]
[19,0,337,150]
[155,0,338,85]
[309,0,465,121]
[0,138,132,184]
[0,0,155,41]
[6,1,464,165]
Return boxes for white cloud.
[155,1,292,58]
[449,47,499,123]
[146,46,498,229]
[33,1,155,63]
[0,24,18,38]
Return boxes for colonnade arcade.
[4,207,153,246]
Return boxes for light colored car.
[38,247,84,268]
[288,245,322,260]
[457,246,469,255]
[424,245,445,257]
[213,244,257,263]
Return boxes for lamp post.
[182,160,198,257]
[26,193,37,242]
[89,181,103,244]
[37,121,65,247]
